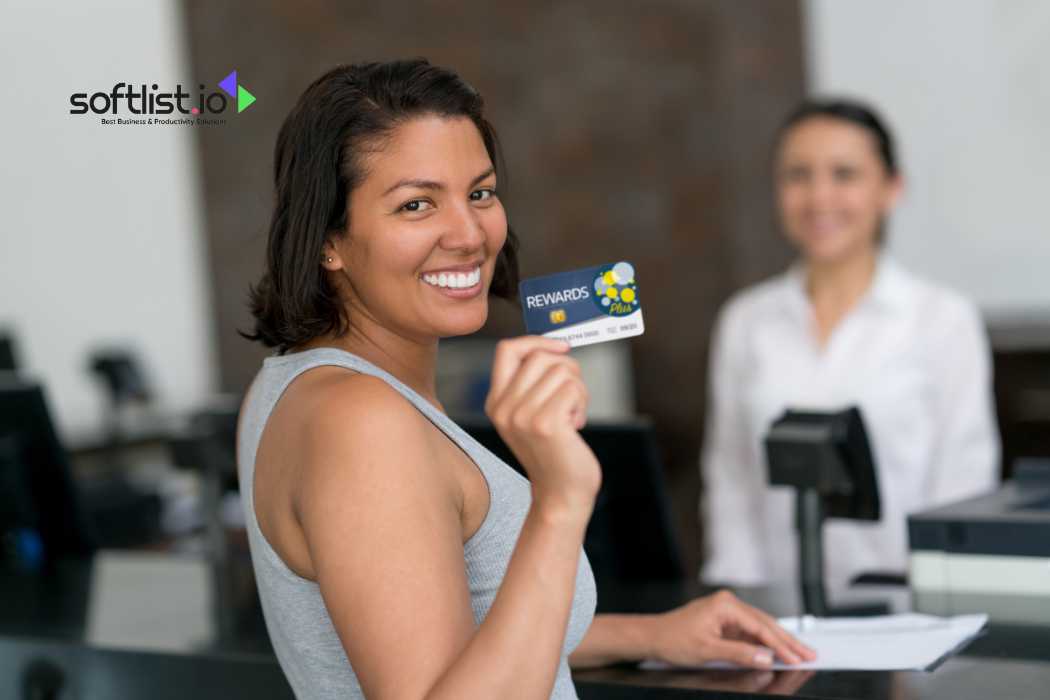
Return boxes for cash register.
[908,459,1050,624]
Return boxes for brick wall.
[183,0,804,576]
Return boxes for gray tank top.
[237,347,597,699]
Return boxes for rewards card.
[519,261,645,348]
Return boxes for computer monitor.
[456,416,683,583]
[765,406,880,521]
[764,406,885,615]
[0,375,95,565]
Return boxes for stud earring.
[325,257,333,263]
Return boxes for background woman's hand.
[485,336,602,514]
[649,591,816,669]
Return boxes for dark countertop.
[2,555,1049,699]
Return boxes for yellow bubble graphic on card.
[549,309,567,324]
[593,262,639,317]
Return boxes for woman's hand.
[485,336,601,516]
[649,591,816,669]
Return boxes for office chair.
[0,333,19,372]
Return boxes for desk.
[579,579,1050,698]
[2,555,1049,699]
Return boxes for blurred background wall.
[0,0,217,444]
[806,0,1050,313]
[1,0,1046,578]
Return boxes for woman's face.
[775,116,901,264]
[325,115,507,343]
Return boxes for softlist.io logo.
[70,69,256,126]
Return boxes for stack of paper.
[642,613,988,672]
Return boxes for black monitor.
[456,416,683,584]
[764,406,885,616]
[0,375,95,567]
[765,406,880,521]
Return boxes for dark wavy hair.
[776,98,898,175]
[242,59,520,353]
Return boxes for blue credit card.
[519,261,645,348]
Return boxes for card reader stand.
[766,407,887,617]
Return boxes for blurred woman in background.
[700,99,999,590]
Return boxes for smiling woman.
[238,59,812,700]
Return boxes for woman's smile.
[419,260,484,298]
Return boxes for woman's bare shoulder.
[252,367,452,581]
[288,368,449,497]
[287,368,429,446]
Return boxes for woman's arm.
[568,613,655,668]
[700,302,767,584]
[925,299,1000,501]
[569,593,814,669]
[297,337,600,700]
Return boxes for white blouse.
[700,257,999,590]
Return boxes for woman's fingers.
[737,602,816,662]
[528,372,587,436]
[722,600,814,665]
[487,336,569,403]
[747,606,817,662]
[702,638,776,669]
[488,351,559,421]
[493,353,580,423]
[507,364,583,432]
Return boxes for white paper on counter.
[640,613,988,672]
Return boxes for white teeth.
[422,266,481,290]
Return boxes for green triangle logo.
[238,85,256,113]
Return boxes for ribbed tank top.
[237,347,597,699]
